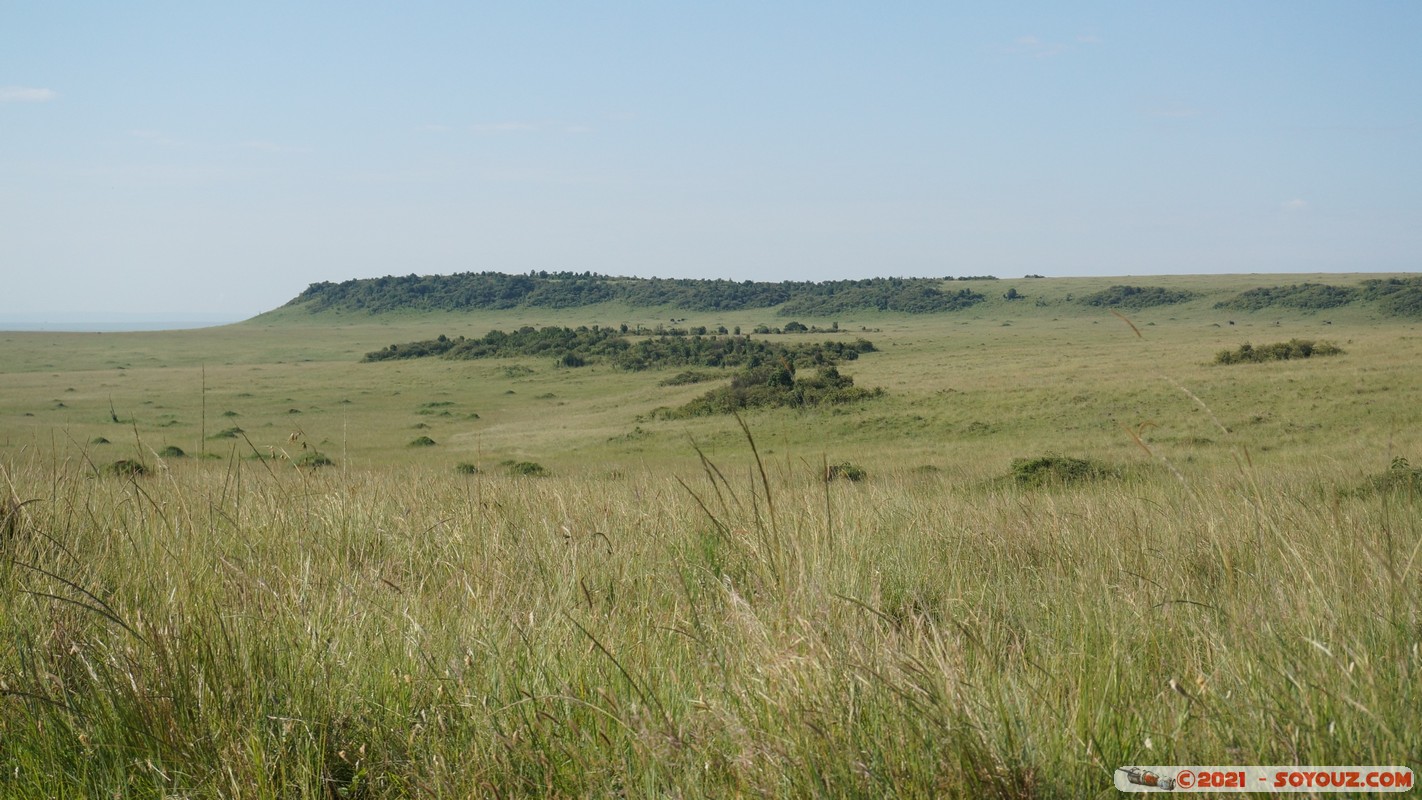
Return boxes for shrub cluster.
[289,272,991,315]
[824,462,867,482]
[1214,339,1343,365]
[778,281,984,316]
[659,370,718,386]
[1078,285,1198,309]
[293,452,335,468]
[1212,277,1422,317]
[1010,456,1118,487]
[363,327,876,372]
[100,459,148,477]
[1216,283,1357,312]
[660,364,884,418]
[1350,457,1422,497]
[1358,277,1422,317]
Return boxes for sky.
[2,2,1420,319]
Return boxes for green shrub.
[1359,277,1422,317]
[824,462,866,482]
[1349,457,1422,497]
[1215,283,1357,311]
[666,364,884,418]
[455,462,480,475]
[1078,285,1197,308]
[659,370,719,386]
[509,461,549,477]
[158,446,186,458]
[1010,456,1117,487]
[409,436,437,447]
[90,436,110,445]
[100,459,148,477]
[1214,339,1344,365]
[294,452,334,468]
[210,426,244,439]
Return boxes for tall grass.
[1,437,1418,797]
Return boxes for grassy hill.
[1,272,1419,796]
[271,270,1422,320]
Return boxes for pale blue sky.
[2,2,1419,318]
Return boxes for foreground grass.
[2,437,1418,797]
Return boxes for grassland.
[1,274,1419,797]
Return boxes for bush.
[1215,283,1357,311]
[455,462,480,475]
[1349,457,1422,497]
[509,461,549,477]
[1359,277,1422,317]
[409,436,437,447]
[1010,456,1117,487]
[90,436,110,444]
[824,462,866,482]
[1078,285,1197,309]
[1214,339,1344,365]
[666,363,884,418]
[100,459,148,477]
[158,446,186,458]
[659,370,719,386]
[294,452,334,468]
[210,426,244,439]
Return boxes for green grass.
[1,272,1420,796]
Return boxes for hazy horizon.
[4,267,1416,330]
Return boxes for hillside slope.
[278,271,1422,319]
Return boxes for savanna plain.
[1,273,1419,798]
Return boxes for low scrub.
[824,462,867,482]
[293,451,334,468]
[659,370,719,386]
[1078,285,1197,309]
[1359,276,1422,317]
[778,282,984,315]
[409,436,437,447]
[158,446,186,458]
[663,364,884,418]
[508,461,549,477]
[1010,456,1118,487]
[1215,283,1357,311]
[1214,339,1343,365]
[363,326,876,373]
[1348,457,1422,497]
[100,459,148,477]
